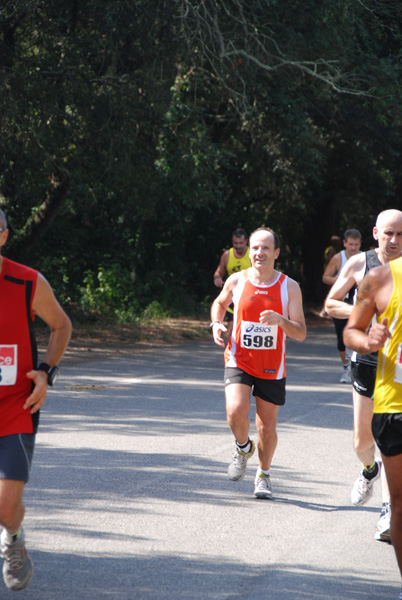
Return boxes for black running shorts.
[333,317,347,352]
[224,367,286,406]
[0,434,35,483]
[372,413,402,457]
[351,361,376,399]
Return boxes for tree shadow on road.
[11,549,398,600]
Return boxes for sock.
[343,362,350,368]
[363,461,379,480]
[236,438,251,454]
[1,529,20,543]
[257,467,270,478]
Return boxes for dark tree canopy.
[1,0,402,318]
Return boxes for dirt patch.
[35,317,212,365]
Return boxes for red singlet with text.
[0,257,38,436]
[224,269,288,379]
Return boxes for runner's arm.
[24,274,72,414]
[325,254,363,319]
[210,273,240,347]
[213,250,229,288]
[322,253,341,286]
[343,270,390,354]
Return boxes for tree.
[1,0,402,314]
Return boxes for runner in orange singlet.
[210,227,306,499]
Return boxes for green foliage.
[1,0,402,314]
[141,301,169,321]
[80,265,137,317]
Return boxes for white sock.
[236,439,251,454]
[1,529,20,543]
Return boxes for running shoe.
[227,440,255,481]
[374,503,391,544]
[1,528,34,591]
[351,460,381,506]
[254,473,273,499]
[340,365,351,383]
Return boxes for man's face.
[249,231,279,268]
[373,217,402,261]
[343,237,361,256]
[232,235,248,255]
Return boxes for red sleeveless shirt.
[224,269,288,379]
[0,257,39,436]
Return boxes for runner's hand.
[23,370,49,414]
[367,318,391,351]
[212,322,227,347]
[259,310,282,326]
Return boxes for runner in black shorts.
[344,248,402,592]
[325,211,402,543]
[211,227,306,500]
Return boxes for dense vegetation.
[1,1,402,320]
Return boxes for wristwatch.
[209,321,222,328]
[37,362,59,387]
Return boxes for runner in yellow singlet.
[345,255,402,599]
[213,229,251,336]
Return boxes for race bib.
[240,322,278,350]
[394,343,402,384]
[0,345,17,386]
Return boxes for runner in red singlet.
[210,227,306,499]
[0,210,71,591]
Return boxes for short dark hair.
[232,228,248,239]
[344,228,361,241]
[249,227,280,249]
[0,209,7,230]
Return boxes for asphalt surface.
[8,324,401,599]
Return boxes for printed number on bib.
[394,344,402,384]
[0,345,17,386]
[240,322,278,350]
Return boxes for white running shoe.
[351,461,381,506]
[1,528,34,591]
[254,473,273,499]
[340,365,351,383]
[227,441,255,481]
[374,503,391,543]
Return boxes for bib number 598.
[240,322,278,350]
[242,334,275,348]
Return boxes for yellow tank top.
[226,247,251,276]
[374,257,402,413]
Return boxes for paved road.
[11,325,401,599]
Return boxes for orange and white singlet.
[224,269,288,379]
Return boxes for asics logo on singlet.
[245,324,273,333]
[255,290,268,294]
